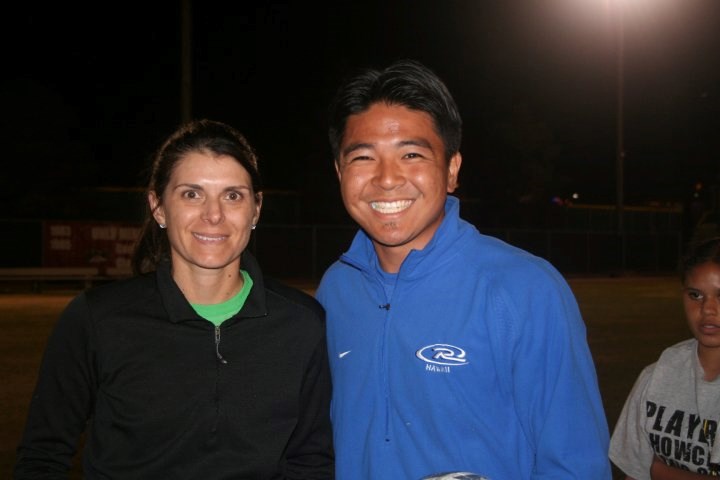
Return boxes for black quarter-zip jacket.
[15,251,334,479]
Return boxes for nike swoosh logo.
[339,350,351,359]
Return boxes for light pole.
[615,0,624,236]
[610,0,627,273]
[181,0,192,123]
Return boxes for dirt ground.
[0,275,689,479]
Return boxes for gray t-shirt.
[609,338,720,478]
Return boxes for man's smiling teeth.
[194,233,227,242]
[370,200,412,214]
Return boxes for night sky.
[3,0,719,223]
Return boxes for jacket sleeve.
[14,293,97,479]
[283,331,335,479]
[501,270,612,479]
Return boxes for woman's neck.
[171,263,244,305]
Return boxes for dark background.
[3,0,719,226]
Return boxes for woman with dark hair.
[15,119,334,479]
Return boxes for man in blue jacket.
[316,59,611,480]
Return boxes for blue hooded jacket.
[316,195,611,480]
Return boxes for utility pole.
[615,0,626,273]
[181,0,192,123]
[616,0,624,235]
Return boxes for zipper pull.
[215,326,228,364]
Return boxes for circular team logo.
[420,472,490,480]
[415,344,469,366]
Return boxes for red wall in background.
[43,221,141,276]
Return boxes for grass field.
[0,275,690,479]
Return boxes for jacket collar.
[156,249,268,324]
[342,195,466,279]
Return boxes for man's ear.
[335,160,342,182]
[447,152,462,193]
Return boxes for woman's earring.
[251,224,256,230]
[159,223,167,229]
